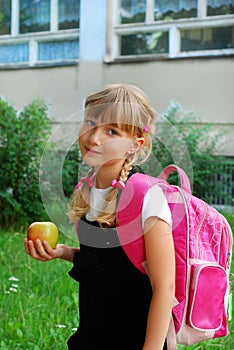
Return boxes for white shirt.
[86,184,172,228]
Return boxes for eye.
[85,119,96,128]
[108,128,118,136]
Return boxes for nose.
[88,127,102,145]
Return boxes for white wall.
[0,0,233,155]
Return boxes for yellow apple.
[27,222,58,249]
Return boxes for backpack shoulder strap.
[116,165,191,274]
[116,172,160,274]
[158,164,191,194]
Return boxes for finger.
[34,239,52,260]
[42,240,54,254]
[24,238,30,255]
[27,240,47,261]
[27,239,41,258]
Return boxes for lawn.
[0,230,79,350]
[0,214,233,350]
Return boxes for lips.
[85,146,102,154]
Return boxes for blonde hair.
[68,83,156,227]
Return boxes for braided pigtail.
[119,158,133,182]
[67,169,94,223]
[96,159,133,228]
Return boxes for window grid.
[106,0,234,61]
[0,0,80,67]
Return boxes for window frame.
[105,0,234,62]
[0,0,80,68]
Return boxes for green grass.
[0,213,233,349]
[0,230,79,350]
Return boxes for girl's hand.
[24,238,66,262]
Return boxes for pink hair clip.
[75,173,96,191]
[144,116,151,133]
[144,125,150,133]
[111,179,125,190]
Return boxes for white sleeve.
[142,184,172,229]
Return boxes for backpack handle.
[158,164,192,194]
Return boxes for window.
[181,26,234,51]
[19,0,50,34]
[0,0,80,67]
[120,0,146,23]
[106,0,234,60]
[58,0,80,30]
[154,0,197,20]
[0,0,11,35]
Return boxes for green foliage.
[62,145,81,198]
[0,230,78,350]
[37,143,81,233]
[0,96,82,228]
[224,213,234,232]
[0,98,51,226]
[152,100,233,204]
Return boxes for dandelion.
[9,276,19,282]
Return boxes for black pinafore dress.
[67,217,168,350]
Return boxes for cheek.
[104,139,132,155]
[118,139,132,150]
[78,134,82,148]
[78,128,89,144]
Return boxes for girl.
[24,83,175,350]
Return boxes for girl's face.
[78,115,143,171]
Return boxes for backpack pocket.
[188,264,227,331]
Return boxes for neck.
[94,161,125,189]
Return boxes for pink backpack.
[116,165,233,349]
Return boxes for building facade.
[0,0,234,155]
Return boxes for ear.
[127,137,145,155]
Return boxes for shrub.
[0,98,51,226]
[62,144,82,198]
[149,100,233,205]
